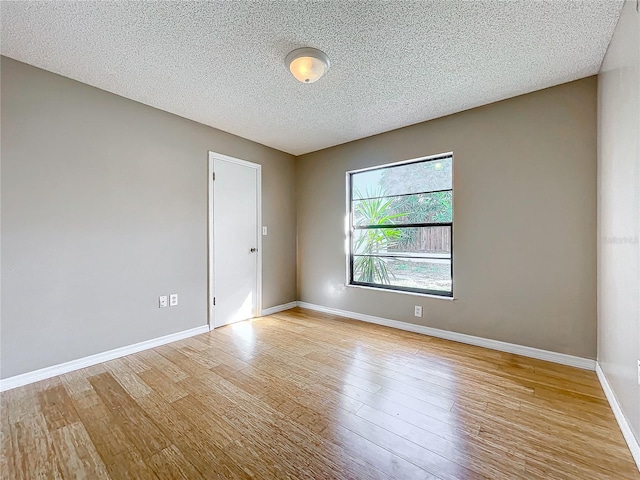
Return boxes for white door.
[210,153,261,328]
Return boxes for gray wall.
[0,53,603,380]
[1,56,297,379]
[297,77,597,359]
[598,0,640,445]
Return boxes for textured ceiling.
[1,1,623,155]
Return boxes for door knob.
[250,248,258,253]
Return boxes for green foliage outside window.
[352,188,405,284]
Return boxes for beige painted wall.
[598,0,640,445]
[1,56,297,379]
[297,77,597,359]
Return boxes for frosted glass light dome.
[285,48,330,84]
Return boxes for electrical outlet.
[262,226,268,235]
[637,360,640,386]
[414,305,423,317]
[169,293,178,307]
[159,296,168,308]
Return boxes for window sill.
[346,283,456,301]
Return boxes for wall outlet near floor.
[414,305,423,317]
[637,360,640,386]
[159,296,168,308]
[169,293,178,307]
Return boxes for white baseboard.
[0,324,210,392]
[261,301,298,316]
[596,363,640,471]
[296,301,596,370]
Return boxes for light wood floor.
[1,307,638,480]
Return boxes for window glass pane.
[352,157,452,200]
[349,154,453,297]
[353,256,452,294]
[352,228,404,255]
[352,226,451,256]
[353,191,452,226]
[396,226,451,254]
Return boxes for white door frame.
[208,151,262,330]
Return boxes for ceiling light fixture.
[285,47,330,84]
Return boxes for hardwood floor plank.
[147,445,206,480]
[0,395,17,480]
[304,350,465,402]
[172,437,254,480]
[49,422,111,479]
[137,367,188,403]
[3,386,41,425]
[104,358,152,399]
[73,400,130,460]
[485,400,633,459]
[60,369,94,399]
[102,449,160,480]
[154,345,214,378]
[190,372,411,479]
[136,349,190,382]
[330,409,482,480]
[89,373,171,458]
[72,386,162,480]
[477,421,639,479]
[38,385,81,431]
[339,382,479,437]
[320,420,436,480]
[10,412,62,480]
[133,392,253,479]
[2,307,638,479]
[208,364,415,479]
[353,403,528,480]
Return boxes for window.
[347,154,453,297]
